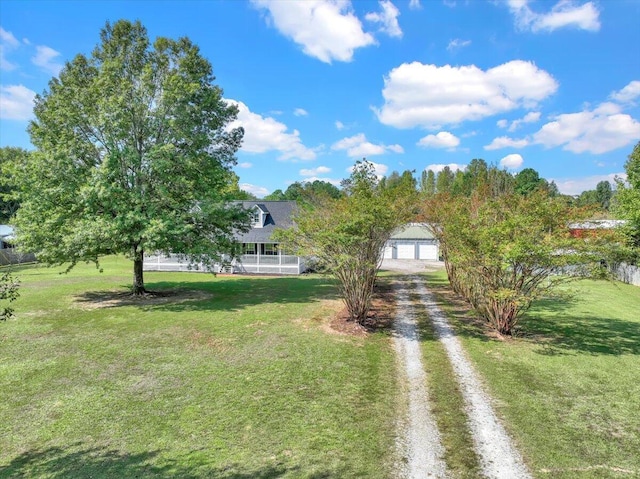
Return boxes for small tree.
[0,270,19,321]
[423,191,608,335]
[275,161,414,324]
[12,20,249,295]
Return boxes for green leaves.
[13,20,248,293]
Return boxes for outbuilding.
[383,223,440,261]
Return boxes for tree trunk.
[133,248,146,295]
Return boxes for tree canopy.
[615,141,640,250]
[0,147,28,223]
[275,161,414,323]
[264,180,342,203]
[12,20,249,294]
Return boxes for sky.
[1,0,639,197]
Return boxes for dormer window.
[251,204,268,228]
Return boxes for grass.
[0,257,398,478]
[423,270,640,479]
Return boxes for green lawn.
[423,271,640,479]
[0,257,398,478]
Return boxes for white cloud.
[302,176,342,186]
[484,136,530,150]
[0,84,36,120]
[32,45,63,75]
[508,111,541,131]
[551,173,625,196]
[533,102,640,154]
[332,133,403,157]
[226,99,317,161]
[238,162,253,168]
[365,0,402,38]
[610,81,640,104]
[508,0,600,33]
[347,160,388,177]
[417,131,460,149]
[240,183,270,197]
[335,120,345,130]
[424,163,466,173]
[447,38,471,51]
[409,0,421,9]
[293,107,308,116]
[0,27,20,71]
[251,0,376,63]
[497,119,509,128]
[376,60,557,129]
[500,153,524,169]
[300,166,331,176]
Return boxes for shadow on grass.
[73,276,340,313]
[0,444,344,479]
[419,272,640,356]
[522,297,640,356]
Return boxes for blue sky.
[1,0,639,196]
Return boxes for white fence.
[611,262,640,286]
[143,253,306,275]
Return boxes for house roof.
[390,223,435,240]
[234,201,297,243]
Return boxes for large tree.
[12,20,248,294]
[275,161,414,324]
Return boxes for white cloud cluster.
[551,173,625,196]
[238,162,253,169]
[409,0,421,9]
[487,101,640,154]
[424,163,466,173]
[533,102,640,154]
[347,161,388,178]
[484,136,529,150]
[251,0,375,63]
[365,0,402,38]
[499,153,524,169]
[32,45,63,75]
[332,133,403,157]
[447,38,471,51]
[240,183,269,197]
[610,81,640,104]
[376,60,557,129]
[293,107,308,116]
[498,111,541,131]
[508,0,600,32]
[0,84,36,120]
[417,131,460,149]
[0,27,20,71]
[300,166,331,176]
[226,100,317,161]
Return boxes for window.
[251,210,261,226]
[243,243,257,255]
[262,243,278,255]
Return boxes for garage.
[397,244,415,259]
[384,223,441,262]
[419,244,438,260]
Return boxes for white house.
[144,201,307,275]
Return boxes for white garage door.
[419,244,438,260]
[397,244,415,259]
[383,245,393,259]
